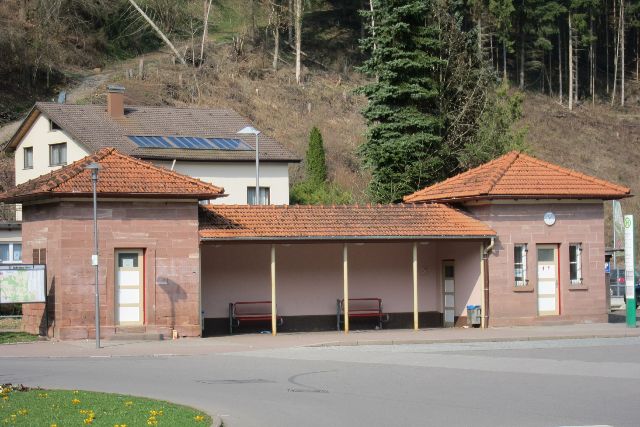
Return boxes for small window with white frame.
[514,244,528,287]
[49,142,67,166]
[569,243,582,284]
[0,243,22,263]
[23,147,33,169]
[247,186,270,205]
[49,120,62,131]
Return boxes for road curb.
[307,332,640,347]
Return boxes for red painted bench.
[229,301,283,335]
[336,298,388,331]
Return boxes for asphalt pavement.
[2,336,640,427]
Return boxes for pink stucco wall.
[467,202,606,326]
[201,240,483,325]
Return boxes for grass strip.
[0,385,212,426]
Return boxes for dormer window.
[49,120,62,131]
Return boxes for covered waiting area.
[198,204,495,336]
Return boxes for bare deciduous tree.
[295,0,302,84]
[128,0,187,65]
[200,0,213,66]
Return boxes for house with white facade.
[4,85,299,208]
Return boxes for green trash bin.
[466,305,481,326]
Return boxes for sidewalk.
[1,322,639,358]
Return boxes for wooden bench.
[228,301,283,335]
[336,298,388,331]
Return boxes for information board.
[0,264,46,304]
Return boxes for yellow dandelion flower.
[195,414,205,422]
[124,401,133,407]
[84,418,93,424]
[50,424,58,427]
[72,399,81,405]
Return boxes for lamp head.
[85,162,102,177]
[237,126,261,135]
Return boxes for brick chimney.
[107,85,125,118]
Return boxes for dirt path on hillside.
[0,70,114,145]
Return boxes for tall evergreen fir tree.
[358,0,444,203]
[306,126,327,186]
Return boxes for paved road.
[2,337,640,427]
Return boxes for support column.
[480,243,486,329]
[271,244,277,336]
[343,243,349,334]
[413,242,419,330]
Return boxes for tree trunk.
[128,0,186,65]
[569,13,573,110]
[295,0,302,84]
[558,30,563,104]
[288,0,293,45]
[612,0,620,106]
[519,26,525,89]
[490,33,495,72]
[249,0,256,42]
[574,34,578,104]
[200,0,213,66]
[503,42,507,81]
[478,17,482,59]
[272,23,280,70]
[620,0,624,107]
[369,0,376,51]
[606,0,610,94]
[590,15,594,105]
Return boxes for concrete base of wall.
[489,313,608,327]
[204,311,446,336]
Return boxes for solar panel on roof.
[128,135,253,151]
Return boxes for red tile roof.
[198,204,495,240]
[0,148,225,203]
[404,151,631,203]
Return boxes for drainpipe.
[482,238,495,329]
[170,159,176,171]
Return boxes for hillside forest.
[0,1,639,218]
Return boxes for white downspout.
[481,237,495,329]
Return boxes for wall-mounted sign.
[543,212,556,226]
[0,264,46,304]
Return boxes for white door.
[443,261,455,327]
[115,250,144,325]
[537,245,559,316]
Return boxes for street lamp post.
[237,126,262,205]
[86,162,101,349]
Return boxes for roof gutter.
[200,234,496,242]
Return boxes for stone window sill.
[568,285,588,291]
[513,286,534,293]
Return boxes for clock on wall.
[544,212,556,226]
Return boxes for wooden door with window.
[115,250,144,325]
[537,245,559,316]
[442,261,455,327]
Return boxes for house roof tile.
[0,148,225,203]
[198,204,495,240]
[6,103,300,163]
[404,151,631,203]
